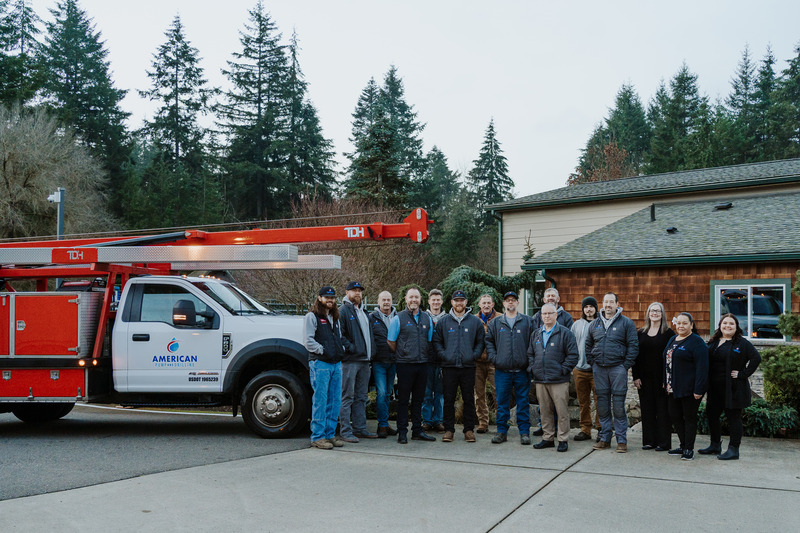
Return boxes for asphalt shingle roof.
[524,192,800,269]
[491,158,800,211]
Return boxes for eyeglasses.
[541,312,556,316]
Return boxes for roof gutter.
[522,252,800,271]
[490,209,502,276]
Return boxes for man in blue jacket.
[433,290,485,443]
[528,303,579,452]
[587,292,639,453]
[486,291,533,445]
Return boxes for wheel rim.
[251,384,294,428]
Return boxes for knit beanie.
[581,296,598,312]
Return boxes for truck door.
[124,283,223,392]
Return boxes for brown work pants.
[573,368,599,435]
[474,360,495,430]
[536,382,571,442]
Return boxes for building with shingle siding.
[488,159,800,339]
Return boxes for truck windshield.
[190,280,273,315]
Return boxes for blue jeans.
[372,362,396,428]
[495,370,531,435]
[422,364,443,425]
[309,360,342,441]
[339,361,370,437]
[593,363,629,444]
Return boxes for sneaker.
[520,434,531,445]
[310,439,333,450]
[681,449,694,461]
[655,445,670,452]
[532,428,544,437]
[411,431,436,442]
[330,436,344,447]
[340,435,359,443]
[491,433,507,444]
[442,431,454,442]
[668,448,684,456]
[433,423,446,433]
[616,443,628,453]
[465,430,476,442]
[573,431,591,441]
[593,441,610,450]
[641,444,655,450]
[354,431,378,439]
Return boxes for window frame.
[710,278,790,341]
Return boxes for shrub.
[697,399,799,438]
[761,345,800,413]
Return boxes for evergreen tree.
[135,14,221,227]
[407,146,461,215]
[41,0,130,215]
[724,46,758,163]
[776,41,800,158]
[467,119,513,226]
[752,46,782,160]
[606,83,650,172]
[216,1,288,220]
[344,66,425,207]
[430,187,481,272]
[0,0,44,106]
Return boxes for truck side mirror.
[173,300,197,327]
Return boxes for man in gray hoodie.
[587,292,639,453]
[571,296,600,441]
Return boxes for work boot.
[433,423,446,433]
[422,423,433,431]
[532,427,544,437]
[491,433,507,444]
[698,441,722,455]
[442,431,454,442]
[377,427,389,439]
[616,443,627,453]
[310,439,333,450]
[476,426,488,434]
[573,431,591,441]
[520,434,531,445]
[330,436,345,447]
[718,445,739,460]
[465,430,476,442]
[592,440,610,450]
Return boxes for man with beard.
[303,286,346,449]
[434,291,485,443]
[338,281,377,442]
[387,287,436,444]
[370,290,398,438]
[474,294,500,433]
[571,296,600,442]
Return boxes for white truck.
[0,209,432,437]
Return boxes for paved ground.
[2,410,798,533]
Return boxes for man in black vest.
[387,287,436,444]
[303,286,346,450]
[434,290,485,443]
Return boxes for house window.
[524,278,546,315]
[710,279,790,340]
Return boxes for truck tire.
[241,370,308,438]
[11,403,75,423]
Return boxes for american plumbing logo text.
[152,338,198,367]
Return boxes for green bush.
[697,399,799,438]
[439,265,536,312]
[761,345,800,413]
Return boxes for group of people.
[303,284,761,462]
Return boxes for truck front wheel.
[241,370,308,438]
[12,403,75,423]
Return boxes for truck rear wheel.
[241,370,308,438]
[11,403,75,423]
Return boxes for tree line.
[0,0,513,282]
[570,44,800,184]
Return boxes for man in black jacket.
[587,292,639,453]
[486,291,533,445]
[338,281,377,442]
[433,290,485,443]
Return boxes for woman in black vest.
[664,312,708,461]
[698,313,761,460]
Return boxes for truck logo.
[345,226,365,238]
[67,250,84,260]
[167,338,180,353]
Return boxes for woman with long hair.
[698,313,761,460]
[664,312,708,461]
[633,302,674,451]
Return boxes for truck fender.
[222,338,308,394]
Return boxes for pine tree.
[0,0,44,106]
[216,1,287,220]
[344,66,425,207]
[468,119,513,227]
[606,84,650,173]
[136,14,221,227]
[407,146,461,215]
[752,46,782,160]
[775,41,800,158]
[41,0,130,215]
[724,46,758,163]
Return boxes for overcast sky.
[27,0,800,198]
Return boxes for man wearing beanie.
[571,296,600,441]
